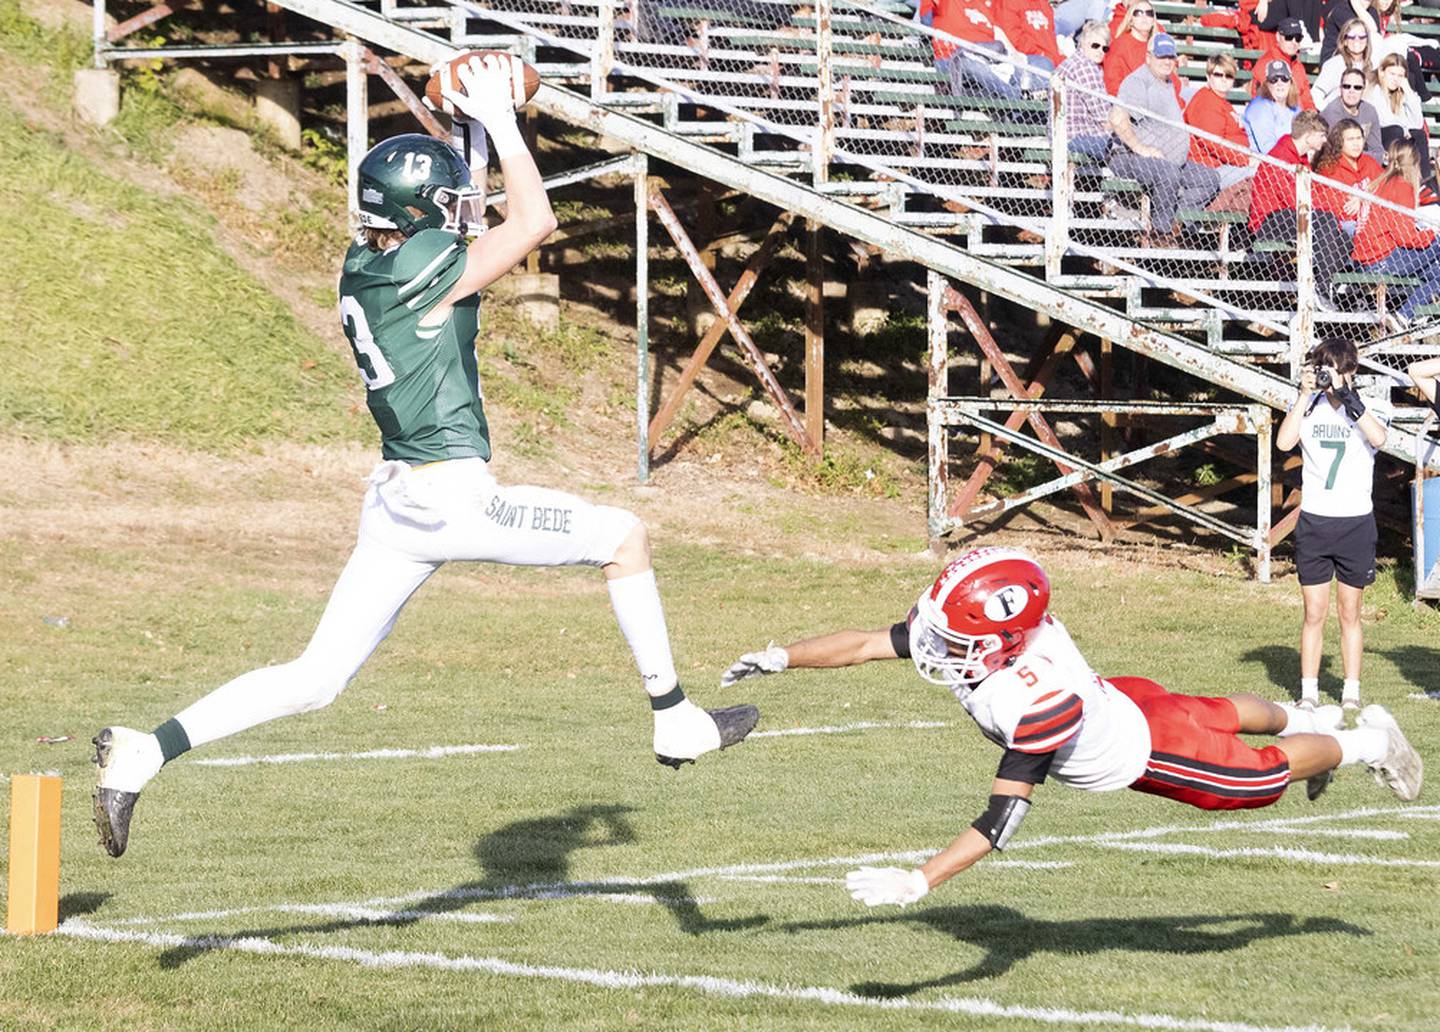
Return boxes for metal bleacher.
[242,0,1440,489]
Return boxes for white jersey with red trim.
[958,617,1151,791]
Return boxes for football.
[425,50,541,115]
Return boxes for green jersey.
[338,229,491,464]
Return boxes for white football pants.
[172,458,637,748]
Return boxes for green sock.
[151,718,192,765]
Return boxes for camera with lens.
[1312,364,1337,391]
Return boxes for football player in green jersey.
[91,53,758,859]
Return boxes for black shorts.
[1294,511,1377,588]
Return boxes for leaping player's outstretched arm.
[719,623,905,687]
[1408,356,1440,409]
[436,54,557,305]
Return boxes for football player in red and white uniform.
[721,546,1424,908]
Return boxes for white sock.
[1332,727,1389,767]
[1300,677,1319,698]
[1342,678,1361,698]
[607,569,678,698]
[1280,706,1317,736]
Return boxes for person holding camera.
[1277,337,1390,711]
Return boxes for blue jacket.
[1244,96,1299,157]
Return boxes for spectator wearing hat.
[1185,54,1256,190]
[1054,19,1115,159]
[1103,0,1179,96]
[1321,66,1385,165]
[1108,34,1221,240]
[1245,59,1303,154]
[1248,109,1355,302]
[1250,18,1317,109]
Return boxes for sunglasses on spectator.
[1345,32,1368,40]
[1280,32,1303,41]
[1133,8,1154,17]
[1341,82,1365,90]
[1266,75,1290,84]
[1208,71,1234,79]
[1089,41,1110,51]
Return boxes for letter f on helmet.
[911,547,1051,688]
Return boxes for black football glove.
[1335,383,1367,423]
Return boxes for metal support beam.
[805,221,825,452]
[363,47,446,138]
[344,38,369,232]
[635,154,650,483]
[927,271,950,551]
[107,3,173,44]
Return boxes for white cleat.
[1341,688,1362,712]
[653,698,758,769]
[92,726,163,858]
[1357,705,1424,802]
[1312,704,1344,731]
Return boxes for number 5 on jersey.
[340,295,397,389]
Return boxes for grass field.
[3,492,1440,1030]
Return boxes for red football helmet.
[912,547,1051,687]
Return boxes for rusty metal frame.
[648,187,820,455]
[935,402,1274,582]
[647,208,797,447]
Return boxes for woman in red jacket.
[1184,54,1254,190]
[1352,139,1440,327]
[1104,0,1170,95]
[1314,118,1383,233]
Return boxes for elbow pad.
[971,794,1031,851]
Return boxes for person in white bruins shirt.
[1277,337,1390,712]
[719,547,1422,908]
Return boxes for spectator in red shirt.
[1313,118,1383,233]
[1352,139,1440,327]
[1248,109,1355,303]
[1103,0,1178,96]
[922,0,1028,102]
[1250,18,1317,110]
[1185,54,1255,190]
[995,0,1062,76]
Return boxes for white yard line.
[751,720,951,739]
[57,921,1353,1032]
[190,744,523,767]
[1099,841,1440,866]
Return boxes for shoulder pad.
[1010,688,1084,754]
[392,229,466,304]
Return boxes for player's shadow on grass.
[156,802,762,968]
[1382,644,1440,696]
[784,905,1369,997]
[1239,644,1338,700]
[59,891,111,920]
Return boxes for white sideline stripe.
[1099,841,1440,867]
[751,720,950,739]
[1245,827,1409,841]
[191,744,523,767]
[1406,690,1440,700]
[57,921,1353,1032]
[278,904,513,925]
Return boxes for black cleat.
[92,728,142,858]
[656,704,760,769]
[1306,769,1333,802]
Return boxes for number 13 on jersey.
[340,295,397,390]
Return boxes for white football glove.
[845,867,929,908]
[720,642,789,687]
[440,54,525,158]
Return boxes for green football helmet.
[356,133,484,236]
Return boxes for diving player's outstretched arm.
[434,53,556,310]
[719,623,906,687]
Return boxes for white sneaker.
[1313,704,1344,731]
[1341,685,1362,712]
[92,726,163,858]
[1357,705,1424,802]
